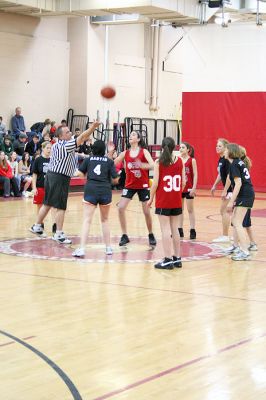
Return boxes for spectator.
[13,133,27,160]
[25,134,41,157]
[11,107,26,139]
[50,121,57,137]
[9,151,20,189]
[1,136,14,157]
[0,151,21,197]
[0,116,7,140]
[61,119,67,127]
[18,151,32,197]
[41,119,52,138]
[78,137,93,158]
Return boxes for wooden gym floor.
[0,190,266,400]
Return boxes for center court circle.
[0,236,223,263]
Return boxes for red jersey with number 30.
[155,158,183,209]
[125,148,149,189]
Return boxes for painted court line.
[0,335,35,347]
[92,332,266,400]
[0,269,266,304]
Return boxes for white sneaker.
[105,246,113,255]
[72,248,85,257]
[52,233,72,244]
[224,245,240,255]
[248,243,258,251]
[231,250,250,261]
[29,224,47,237]
[212,235,230,243]
[22,191,29,197]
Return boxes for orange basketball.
[101,86,116,99]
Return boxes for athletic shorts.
[121,188,150,202]
[83,192,112,206]
[43,171,70,210]
[182,192,194,200]
[155,207,182,216]
[242,209,251,228]
[33,187,45,205]
[235,195,254,208]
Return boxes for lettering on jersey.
[127,161,142,178]
[43,162,49,174]
[90,156,107,162]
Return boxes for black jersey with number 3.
[229,159,254,199]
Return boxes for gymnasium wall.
[0,13,69,129]
[181,24,266,192]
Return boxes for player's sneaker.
[248,242,258,251]
[119,234,130,246]
[231,250,250,261]
[52,233,72,244]
[212,235,230,243]
[148,233,157,247]
[30,224,46,237]
[190,229,196,240]
[178,228,184,238]
[154,257,174,270]
[223,245,240,255]
[72,248,85,257]
[172,256,182,268]
[105,246,113,255]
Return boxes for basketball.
[149,179,153,187]
[101,86,116,99]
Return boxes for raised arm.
[76,121,101,147]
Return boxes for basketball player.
[178,142,197,239]
[224,143,255,261]
[72,140,119,257]
[114,131,156,247]
[148,137,185,269]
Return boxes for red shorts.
[33,187,45,205]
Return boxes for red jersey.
[155,158,183,209]
[124,148,149,189]
[183,157,194,193]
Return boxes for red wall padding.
[182,92,266,192]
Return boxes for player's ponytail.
[136,132,147,149]
[181,141,195,158]
[159,137,175,166]
[239,145,252,170]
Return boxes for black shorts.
[242,209,251,228]
[182,192,194,200]
[122,188,150,202]
[43,171,70,210]
[155,208,182,216]
[84,192,112,205]
[235,195,254,208]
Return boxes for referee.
[30,121,100,243]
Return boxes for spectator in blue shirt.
[11,107,26,139]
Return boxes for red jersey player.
[114,131,156,247]
[148,137,185,269]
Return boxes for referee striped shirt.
[49,138,77,177]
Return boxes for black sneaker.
[41,223,44,229]
[172,256,182,268]
[52,223,57,234]
[190,229,196,240]
[119,234,130,246]
[148,233,157,247]
[154,258,174,270]
[178,228,184,238]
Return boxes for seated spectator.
[41,119,51,137]
[13,133,27,160]
[0,116,7,140]
[1,136,14,157]
[18,151,32,197]
[50,121,56,137]
[61,119,67,127]
[0,151,21,197]
[25,134,41,157]
[9,151,20,189]
[40,131,51,145]
[78,137,93,159]
[11,107,26,139]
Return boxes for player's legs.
[231,207,249,252]
[80,203,96,249]
[141,200,153,233]
[178,198,185,229]
[220,198,230,236]
[186,198,195,229]
[158,215,171,258]
[117,197,131,234]
[99,204,111,248]
[169,215,180,258]
[36,204,51,224]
